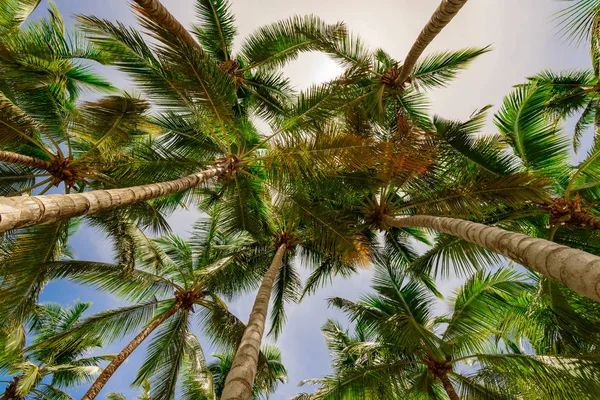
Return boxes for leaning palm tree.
[313,89,600,303]
[394,0,470,86]
[0,301,114,400]
[0,1,163,196]
[29,212,266,400]
[296,266,600,399]
[403,81,600,328]
[0,0,358,232]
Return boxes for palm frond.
[239,15,346,70]
[268,255,301,338]
[495,84,570,177]
[555,0,600,45]
[192,0,237,61]
[133,310,188,400]
[411,47,491,90]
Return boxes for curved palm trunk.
[382,214,600,302]
[394,0,469,85]
[0,164,226,233]
[132,0,199,48]
[439,373,460,400]
[82,303,181,400]
[0,150,54,170]
[220,244,287,400]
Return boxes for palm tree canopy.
[0,301,114,400]
[296,265,600,399]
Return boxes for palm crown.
[296,266,600,399]
[29,211,272,399]
[0,301,114,400]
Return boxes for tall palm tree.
[0,1,162,196]
[315,91,600,302]
[30,212,266,400]
[219,194,371,400]
[299,0,484,126]
[0,0,359,232]
[0,301,114,400]
[295,266,600,399]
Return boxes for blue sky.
[3,0,592,399]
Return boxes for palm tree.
[0,2,163,196]
[218,192,372,400]
[299,0,485,126]
[0,301,114,400]
[308,88,600,303]
[296,266,600,399]
[29,212,266,400]
[0,0,359,232]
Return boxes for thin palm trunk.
[0,164,226,233]
[0,150,54,170]
[220,244,287,400]
[81,303,181,400]
[439,373,460,400]
[394,0,469,85]
[132,0,199,48]
[382,214,600,302]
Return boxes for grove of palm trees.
[1,0,600,398]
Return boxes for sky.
[3,0,592,399]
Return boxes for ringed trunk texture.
[0,165,225,233]
[569,212,600,230]
[220,244,287,400]
[439,373,460,400]
[0,150,54,170]
[132,0,199,48]
[383,215,600,302]
[81,303,181,400]
[395,0,469,85]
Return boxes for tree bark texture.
[383,214,600,302]
[0,165,226,233]
[439,373,460,400]
[132,0,199,48]
[220,244,287,400]
[395,0,469,85]
[0,150,54,170]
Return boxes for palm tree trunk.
[570,212,600,230]
[81,303,181,400]
[0,150,54,170]
[439,373,460,400]
[382,214,600,302]
[0,376,21,400]
[132,0,199,48]
[220,244,287,400]
[0,164,227,233]
[394,0,469,86]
